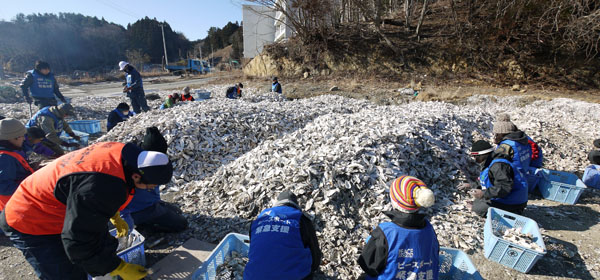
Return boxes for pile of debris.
[497,227,545,253]
[0,86,20,103]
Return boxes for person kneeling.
[469,140,528,217]
[244,190,321,280]
[358,176,439,280]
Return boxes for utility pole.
[160,24,169,68]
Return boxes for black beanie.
[589,150,600,165]
[471,140,494,155]
[27,127,46,139]
[594,139,600,149]
[141,127,168,153]
[117,103,130,111]
[275,190,300,209]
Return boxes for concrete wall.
[243,5,275,59]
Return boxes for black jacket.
[248,204,322,275]
[0,143,141,276]
[357,210,428,278]
[19,71,66,101]
[481,152,517,200]
[495,131,529,160]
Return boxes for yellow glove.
[110,260,147,280]
[109,211,129,238]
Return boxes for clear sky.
[0,0,251,41]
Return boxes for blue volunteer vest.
[107,109,132,130]
[499,139,532,175]
[29,70,56,99]
[26,107,63,134]
[244,206,312,280]
[480,158,528,205]
[272,82,282,93]
[527,137,543,168]
[366,221,439,280]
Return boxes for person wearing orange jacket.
[0,141,173,280]
[0,119,34,211]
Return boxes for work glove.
[123,86,129,93]
[109,260,147,280]
[25,96,33,104]
[458,183,472,191]
[110,211,129,238]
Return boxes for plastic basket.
[68,120,102,134]
[526,167,543,193]
[439,247,483,280]
[191,233,250,280]
[484,207,546,273]
[59,130,89,151]
[194,90,211,100]
[88,229,146,280]
[538,169,586,204]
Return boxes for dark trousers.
[472,199,526,217]
[40,139,64,156]
[128,91,150,114]
[124,201,188,233]
[2,228,88,280]
[33,97,57,109]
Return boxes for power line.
[93,0,141,19]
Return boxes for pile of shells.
[215,252,248,280]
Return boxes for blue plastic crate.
[484,207,546,273]
[526,167,543,193]
[194,90,211,100]
[88,229,145,280]
[439,247,483,280]
[59,130,89,151]
[538,169,586,204]
[192,233,250,280]
[68,120,102,134]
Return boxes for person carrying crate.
[467,140,528,217]
[0,119,34,211]
[0,142,173,280]
[357,176,439,280]
[26,103,80,156]
[20,61,68,109]
[244,190,321,280]
[107,102,134,132]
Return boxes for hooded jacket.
[479,152,520,200]
[496,131,532,172]
[28,106,75,145]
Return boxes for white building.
[242,2,295,59]
[243,5,275,59]
[274,0,294,42]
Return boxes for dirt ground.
[1,76,599,280]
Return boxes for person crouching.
[358,175,439,280]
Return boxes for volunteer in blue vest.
[0,119,34,211]
[120,127,188,233]
[468,140,528,217]
[272,77,282,94]
[119,61,150,114]
[107,103,134,132]
[583,150,600,189]
[26,103,80,156]
[358,175,439,280]
[20,61,68,109]
[225,83,243,99]
[492,114,533,176]
[244,190,322,280]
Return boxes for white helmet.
[118,61,129,71]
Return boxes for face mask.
[122,111,129,115]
